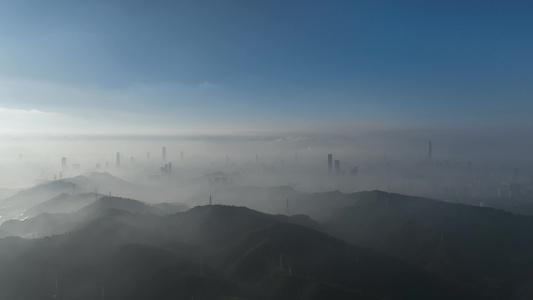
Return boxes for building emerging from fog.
[61,157,67,171]
[191,171,242,188]
[162,146,167,162]
[350,166,359,177]
[116,152,120,168]
[207,171,240,188]
[334,160,341,175]
[161,162,172,175]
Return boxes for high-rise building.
[334,160,340,175]
[61,157,67,170]
[350,166,359,177]
[162,146,167,161]
[160,163,172,175]
[116,152,120,168]
[428,140,432,160]
[328,154,333,175]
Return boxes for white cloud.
[0,107,53,116]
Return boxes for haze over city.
[1,1,533,300]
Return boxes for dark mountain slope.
[161,205,321,247]
[20,192,96,219]
[0,203,488,299]
[0,180,80,221]
[0,196,190,238]
[327,190,533,299]
[219,223,482,300]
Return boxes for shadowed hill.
[162,205,321,247]
[67,172,129,189]
[0,180,80,221]
[327,190,533,299]
[20,192,96,219]
[189,186,360,222]
[0,230,255,300]
[0,203,489,299]
[2,180,77,205]
[0,196,189,238]
[186,186,299,215]
[291,190,359,221]
[218,223,481,300]
[77,196,160,216]
[0,173,132,223]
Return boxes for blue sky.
[0,0,532,136]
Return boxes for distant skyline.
[1,1,532,136]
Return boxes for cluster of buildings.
[53,140,533,206]
[59,146,183,179]
[327,154,358,177]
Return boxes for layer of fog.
[0,128,530,218]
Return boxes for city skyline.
[1,3,533,298]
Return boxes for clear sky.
[1,0,532,137]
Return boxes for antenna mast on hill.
[53,276,59,299]
[209,195,212,205]
[94,188,99,201]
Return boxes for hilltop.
[0,200,488,299]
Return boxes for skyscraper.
[116,152,120,168]
[61,157,67,170]
[328,154,333,175]
[162,146,167,161]
[334,160,340,175]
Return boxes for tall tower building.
[328,154,333,175]
[428,140,432,161]
[334,160,341,175]
[116,152,120,168]
[162,146,167,162]
[61,157,67,171]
